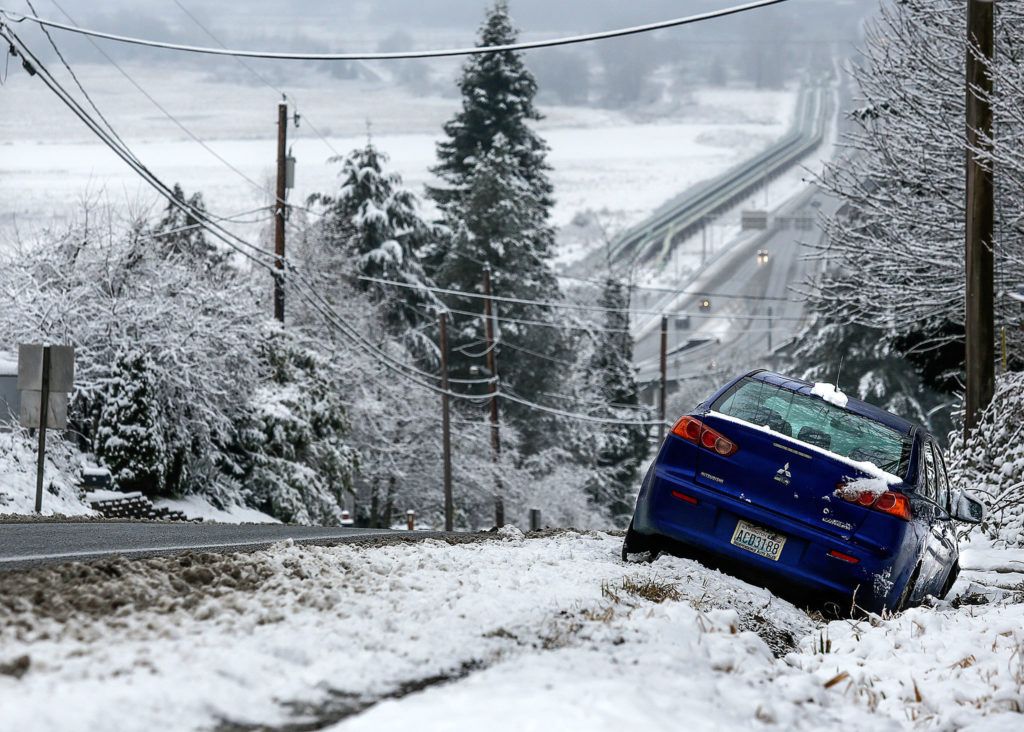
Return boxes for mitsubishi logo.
[774,462,791,486]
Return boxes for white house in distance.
[0,350,18,424]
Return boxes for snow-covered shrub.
[948,371,1024,546]
[94,347,168,494]
[231,323,357,525]
[809,0,1024,380]
[0,213,264,501]
[0,206,366,522]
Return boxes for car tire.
[938,560,960,600]
[895,562,922,613]
[621,520,659,563]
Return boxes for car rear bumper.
[633,466,911,613]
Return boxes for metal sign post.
[17,343,75,513]
[34,347,50,513]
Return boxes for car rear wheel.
[895,562,922,613]
[621,520,660,563]
[939,560,960,599]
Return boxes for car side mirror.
[952,491,985,524]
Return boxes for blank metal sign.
[16,344,75,392]
[19,390,69,429]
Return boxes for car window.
[921,440,936,502]
[712,378,912,476]
[931,441,950,513]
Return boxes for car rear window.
[711,378,912,476]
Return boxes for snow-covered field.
[0,64,796,258]
[1,530,1021,731]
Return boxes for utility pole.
[439,312,454,532]
[767,306,774,353]
[659,314,668,443]
[964,0,995,434]
[482,266,504,527]
[273,99,288,322]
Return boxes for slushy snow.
[1,532,1021,731]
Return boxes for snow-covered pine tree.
[94,348,168,494]
[150,183,225,267]
[429,1,552,212]
[428,2,571,452]
[311,142,439,359]
[584,277,649,519]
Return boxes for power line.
[359,275,807,321]
[558,272,797,303]
[1,26,457,401]
[23,0,131,153]
[16,24,459,394]
[0,29,701,430]
[45,0,272,201]
[2,1,791,60]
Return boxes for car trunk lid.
[693,412,883,538]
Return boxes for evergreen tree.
[311,142,439,358]
[429,1,552,211]
[94,348,168,494]
[150,183,225,267]
[428,2,571,452]
[584,277,649,519]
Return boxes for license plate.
[730,520,786,561]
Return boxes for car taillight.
[672,416,703,442]
[671,416,738,457]
[837,484,912,521]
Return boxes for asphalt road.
[0,522,448,571]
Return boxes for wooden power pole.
[274,100,288,322]
[439,312,454,532]
[482,266,504,527]
[658,314,668,442]
[965,0,995,433]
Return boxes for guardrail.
[604,83,831,270]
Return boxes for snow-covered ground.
[2,530,1020,731]
[0,63,796,259]
[0,430,276,522]
[0,431,95,517]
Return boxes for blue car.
[624,370,985,615]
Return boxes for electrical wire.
[24,0,132,153]
[1,26,701,429]
[443,303,632,335]
[1,25,472,403]
[2,1,791,60]
[557,272,797,303]
[45,0,274,201]
[358,275,807,321]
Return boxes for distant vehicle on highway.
[623,369,984,615]
[699,298,712,311]
[757,249,770,265]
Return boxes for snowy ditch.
[0,530,1022,731]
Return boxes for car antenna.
[835,355,844,392]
